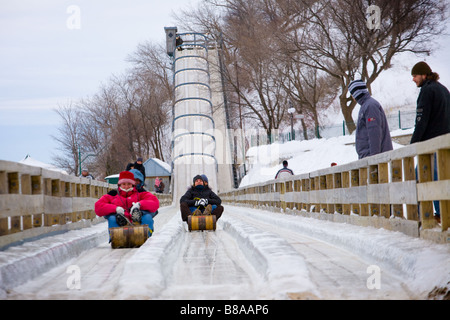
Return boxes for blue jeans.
[106,210,155,237]
[189,205,217,214]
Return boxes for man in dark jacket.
[349,80,393,159]
[410,61,450,144]
[410,62,450,223]
[127,157,146,180]
[180,175,224,222]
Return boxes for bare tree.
[176,0,295,139]
[127,42,174,161]
[280,57,339,139]
[52,101,82,175]
[287,0,448,133]
[53,40,175,178]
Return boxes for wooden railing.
[0,160,173,248]
[155,193,173,208]
[220,134,450,244]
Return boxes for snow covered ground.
[240,128,413,188]
[2,203,449,300]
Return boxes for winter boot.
[116,213,128,227]
[204,204,212,215]
[131,208,142,223]
[192,208,202,216]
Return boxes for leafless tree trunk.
[53,42,174,178]
[52,102,82,175]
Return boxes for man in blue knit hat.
[349,80,393,159]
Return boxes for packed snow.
[240,128,412,187]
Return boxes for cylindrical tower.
[171,33,217,203]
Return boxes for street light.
[287,105,296,141]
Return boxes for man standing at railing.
[349,79,393,159]
[410,62,450,224]
[275,160,294,179]
[410,61,450,144]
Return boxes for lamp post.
[287,105,296,141]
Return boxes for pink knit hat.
[118,171,136,185]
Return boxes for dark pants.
[416,154,440,218]
[180,202,224,222]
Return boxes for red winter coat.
[95,188,159,220]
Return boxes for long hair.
[427,72,440,81]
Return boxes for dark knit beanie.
[193,175,204,184]
[411,62,432,76]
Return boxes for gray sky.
[0,0,194,164]
[0,1,449,166]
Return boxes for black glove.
[116,212,128,227]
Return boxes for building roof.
[143,158,172,177]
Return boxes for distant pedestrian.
[81,169,94,180]
[127,157,146,180]
[154,177,164,194]
[275,160,294,179]
[349,79,393,159]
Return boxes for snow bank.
[240,132,409,188]
[241,136,358,187]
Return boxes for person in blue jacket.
[349,80,393,159]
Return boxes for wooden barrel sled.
[109,224,149,249]
[188,215,217,232]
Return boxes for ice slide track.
[223,207,418,300]
[5,203,433,300]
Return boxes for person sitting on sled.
[180,174,224,223]
[128,168,159,218]
[95,171,159,237]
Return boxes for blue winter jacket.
[355,92,393,159]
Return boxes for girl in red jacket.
[95,171,159,237]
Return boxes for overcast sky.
[0,0,195,164]
[0,1,449,167]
